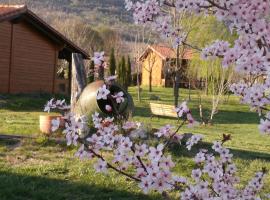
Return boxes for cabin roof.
[0,5,90,59]
[140,44,193,61]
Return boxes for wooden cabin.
[139,44,192,87]
[0,5,89,95]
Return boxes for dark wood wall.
[0,21,12,93]
[0,20,61,94]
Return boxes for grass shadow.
[133,105,259,124]
[0,171,160,200]
[0,94,68,112]
[0,138,20,147]
[168,141,270,162]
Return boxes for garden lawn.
[0,94,61,136]
[0,87,269,199]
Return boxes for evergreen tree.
[116,56,129,90]
[126,56,132,86]
[121,56,127,89]
[117,59,122,83]
[109,48,116,75]
[88,60,95,83]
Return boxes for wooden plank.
[10,21,56,93]
[52,47,57,94]
[150,102,177,118]
[71,53,87,112]
[0,21,12,93]
[8,23,14,93]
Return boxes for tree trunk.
[149,71,152,92]
[71,53,87,112]
[174,72,180,106]
[174,46,181,107]
[205,68,209,96]
[188,78,191,100]
[137,70,141,102]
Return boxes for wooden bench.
[149,102,178,118]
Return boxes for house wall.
[0,20,66,94]
[141,51,163,87]
[0,21,12,93]
[10,21,58,94]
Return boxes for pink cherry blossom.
[105,75,117,83]
[96,85,110,100]
[191,169,202,182]
[105,105,112,112]
[44,98,69,113]
[149,144,164,162]
[112,91,125,104]
[139,177,153,194]
[175,101,190,117]
[186,134,203,150]
[51,118,60,132]
[92,51,104,66]
[154,124,174,138]
[122,121,138,130]
[94,159,107,173]
[134,144,149,157]
[75,144,94,160]
[159,155,175,170]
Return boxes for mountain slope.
[0,0,132,25]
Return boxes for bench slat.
[150,103,178,118]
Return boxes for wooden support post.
[68,57,72,96]
[70,53,87,112]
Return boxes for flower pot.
[39,115,63,135]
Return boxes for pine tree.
[109,48,116,75]
[126,56,132,86]
[117,59,122,83]
[88,60,95,83]
[121,56,127,89]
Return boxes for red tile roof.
[140,44,193,60]
[0,5,89,59]
[151,44,177,59]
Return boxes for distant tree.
[126,56,132,86]
[50,18,104,55]
[121,56,127,89]
[87,60,95,83]
[109,48,116,75]
[143,51,157,93]
[99,27,122,57]
[117,56,127,90]
[188,57,234,124]
[49,17,104,77]
[117,60,122,83]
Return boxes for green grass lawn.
[0,93,64,135]
[0,87,270,199]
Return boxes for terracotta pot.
[39,115,63,135]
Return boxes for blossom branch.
[89,148,141,182]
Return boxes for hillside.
[0,0,159,58]
[0,0,132,26]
